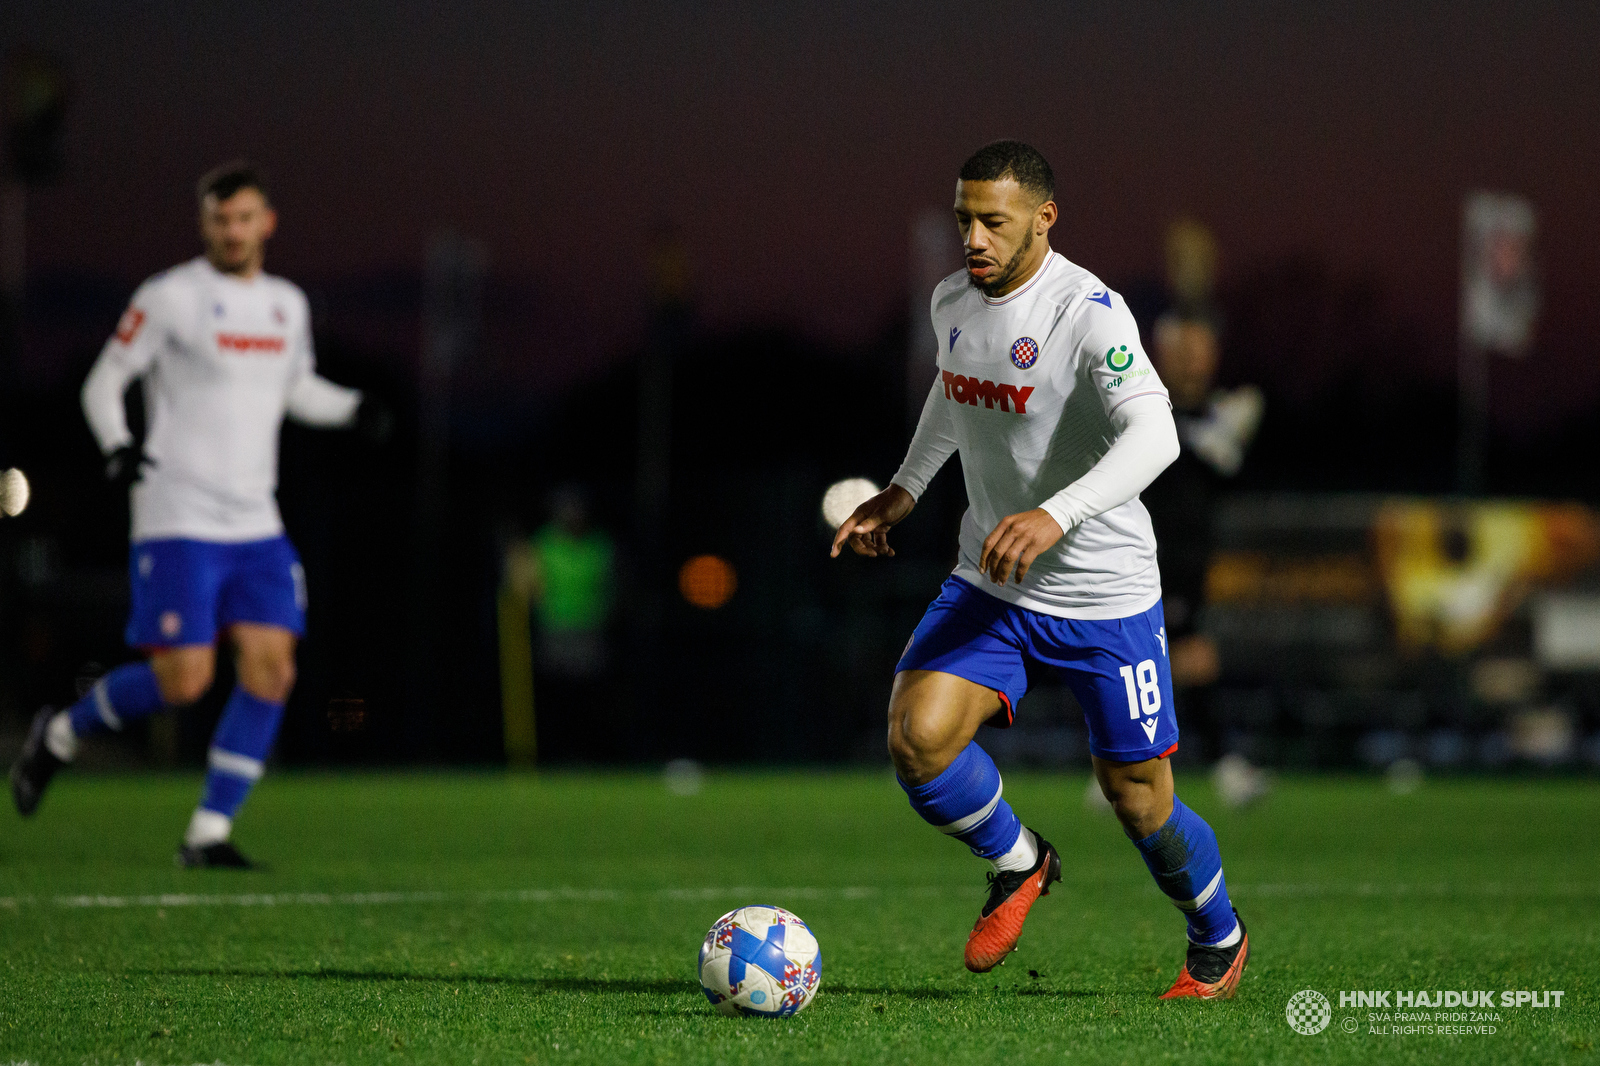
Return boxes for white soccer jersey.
[892,251,1172,619]
[81,257,361,543]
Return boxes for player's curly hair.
[959,141,1054,205]
[197,160,268,205]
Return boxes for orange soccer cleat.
[963,830,1061,973]
[1159,911,1250,999]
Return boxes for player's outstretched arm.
[830,484,916,559]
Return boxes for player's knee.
[887,709,951,784]
[240,654,295,703]
[156,659,214,706]
[1108,786,1168,839]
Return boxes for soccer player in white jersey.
[831,142,1249,998]
[9,162,383,868]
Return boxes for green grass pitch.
[1,769,1595,1064]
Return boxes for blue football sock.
[65,662,166,736]
[899,743,1023,861]
[198,688,285,819]
[1133,795,1238,945]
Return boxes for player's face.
[200,188,277,276]
[1153,318,1219,409]
[954,179,1056,297]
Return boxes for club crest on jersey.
[272,305,287,325]
[1010,337,1039,370]
[1105,345,1134,372]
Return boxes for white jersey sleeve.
[283,293,361,427]
[1076,297,1169,418]
[81,280,168,454]
[1038,394,1179,532]
[1033,296,1178,529]
[890,375,960,500]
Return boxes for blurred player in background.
[9,162,386,867]
[832,142,1249,998]
[1140,220,1268,807]
[504,486,617,760]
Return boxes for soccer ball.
[697,905,821,1017]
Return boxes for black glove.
[354,394,395,445]
[104,444,150,488]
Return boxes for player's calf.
[1128,795,1248,998]
[178,687,286,864]
[897,741,1058,971]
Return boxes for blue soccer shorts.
[896,575,1178,763]
[125,535,307,648]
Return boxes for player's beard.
[968,228,1034,297]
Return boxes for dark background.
[2,1,1598,768]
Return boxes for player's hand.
[830,484,915,559]
[979,508,1064,586]
[104,444,151,488]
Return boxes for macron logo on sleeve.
[1086,290,1112,308]
[941,370,1034,414]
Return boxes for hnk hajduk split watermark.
[1285,988,1565,1037]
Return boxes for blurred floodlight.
[0,468,30,516]
[1083,775,1112,814]
[1385,758,1423,795]
[1211,753,1272,809]
[679,554,737,610]
[663,758,704,796]
[821,477,880,530]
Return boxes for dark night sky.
[7,1,1599,415]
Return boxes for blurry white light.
[663,758,704,796]
[821,477,880,530]
[0,469,29,517]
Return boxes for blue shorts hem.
[1088,739,1180,763]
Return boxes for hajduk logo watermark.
[1286,988,1565,1037]
[1286,990,1332,1035]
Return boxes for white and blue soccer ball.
[698,905,821,1017]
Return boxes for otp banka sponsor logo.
[940,370,1034,414]
[1105,345,1134,372]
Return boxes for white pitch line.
[0,886,884,910]
[1,882,1594,911]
